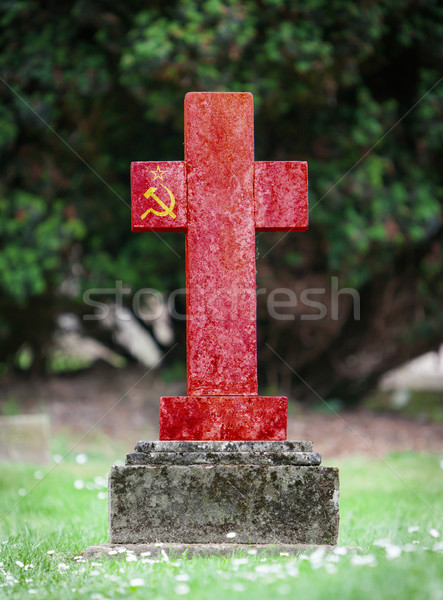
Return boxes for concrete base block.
[108,441,339,545]
[160,396,287,440]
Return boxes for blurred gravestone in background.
[0,414,50,464]
[0,1,442,404]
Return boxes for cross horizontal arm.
[255,161,308,231]
[131,161,187,232]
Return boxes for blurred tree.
[0,0,442,400]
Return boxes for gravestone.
[0,414,50,464]
[102,93,339,553]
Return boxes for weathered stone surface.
[255,161,308,231]
[135,440,313,453]
[109,464,339,545]
[160,395,287,440]
[126,450,321,466]
[84,543,358,560]
[185,93,257,398]
[130,441,320,465]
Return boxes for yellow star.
[151,166,166,180]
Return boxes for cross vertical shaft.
[185,93,257,396]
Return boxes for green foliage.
[0,191,85,301]
[0,0,442,371]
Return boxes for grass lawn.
[0,450,442,599]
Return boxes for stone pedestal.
[108,441,339,546]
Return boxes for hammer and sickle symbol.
[141,184,177,220]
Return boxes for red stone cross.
[131,92,308,440]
